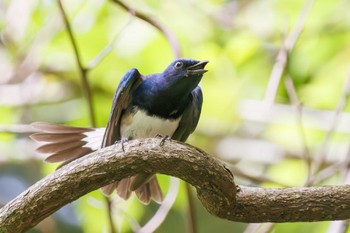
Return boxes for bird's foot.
[116,137,129,152]
[156,134,171,146]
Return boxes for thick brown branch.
[234,185,350,222]
[0,138,350,233]
[0,138,235,233]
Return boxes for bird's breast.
[120,108,181,139]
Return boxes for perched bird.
[31,58,208,204]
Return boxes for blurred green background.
[1,0,350,232]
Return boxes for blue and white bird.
[31,58,208,204]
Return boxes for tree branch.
[56,0,96,126]
[0,138,350,233]
[111,0,182,58]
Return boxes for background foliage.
[1,0,350,232]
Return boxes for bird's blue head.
[133,58,208,118]
[160,58,208,95]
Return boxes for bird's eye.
[174,62,183,69]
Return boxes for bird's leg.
[116,137,129,152]
[155,134,171,146]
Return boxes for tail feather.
[149,176,163,203]
[37,140,86,154]
[30,133,85,143]
[31,122,103,164]
[31,122,94,133]
[101,183,118,196]
[113,175,163,204]
[45,146,93,163]
[135,183,151,205]
[130,173,153,191]
[116,178,132,200]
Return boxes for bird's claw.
[116,137,129,152]
[156,135,171,146]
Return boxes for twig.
[137,177,180,233]
[313,65,350,174]
[114,203,142,232]
[325,68,350,233]
[0,124,37,133]
[284,77,312,185]
[86,16,135,70]
[244,223,275,233]
[111,0,181,58]
[307,162,343,185]
[104,196,117,233]
[263,0,314,107]
[56,0,96,126]
[185,183,197,233]
[229,165,290,187]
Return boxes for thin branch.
[1,138,350,233]
[326,71,350,233]
[185,183,197,233]
[86,16,135,70]
[137,177,180,233]
[263,0,314,107]
[56,0,96,126]
[314,65,350,173]
[244,223,275,233]
[284,77,312,184]
[111,0,181,58]
[307,162,343,185]
[104,196,117,233]
[229,165,290,187]
[0,124,38,133]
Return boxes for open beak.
[186,60,209,76]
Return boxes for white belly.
[120,109,181,139]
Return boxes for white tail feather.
[82,128,105,151]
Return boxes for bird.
[30,58,208,204]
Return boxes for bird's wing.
[172,86,203,141]
[101,68,143,147]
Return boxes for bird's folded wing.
[172,86,203,141]
[102,68,143,147]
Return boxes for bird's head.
[161,58,208,93]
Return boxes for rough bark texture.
[0,138,349,233]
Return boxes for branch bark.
[0,138,350,233]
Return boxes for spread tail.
[31,122,163,204]
[30,122,104,164]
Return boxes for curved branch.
[0,138,350,233]
[0,138,235,233]
[112,0,182,58]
